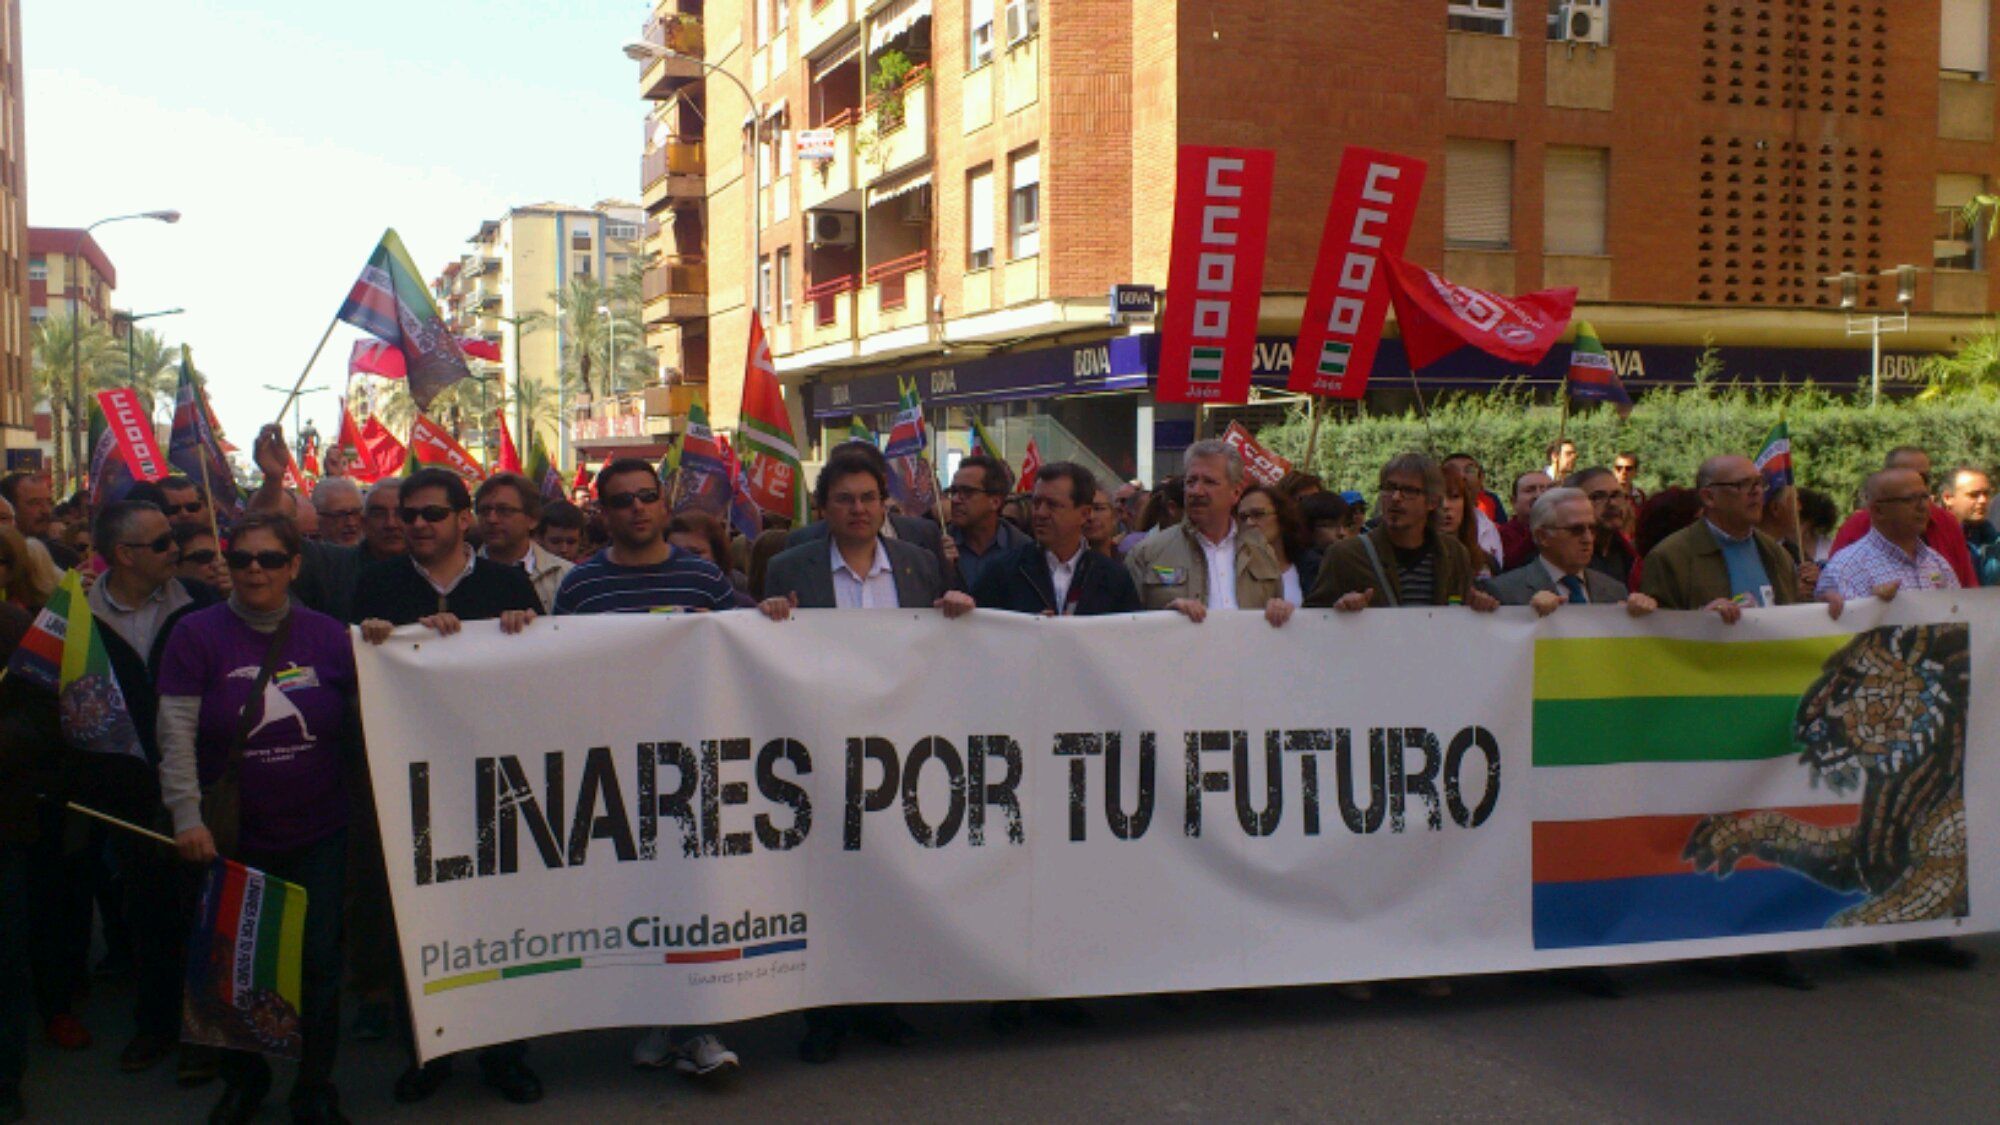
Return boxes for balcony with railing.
[639,15,705,99]
[858,250,928,337]
[857,66,931,182]
[643,255,708,324]
[800,109,858,213]
[641,139,707,211]
[801,0,856,57]
[802,273,858,351]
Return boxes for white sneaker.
[673,1033,740,1077]
[631,1027,677,1068]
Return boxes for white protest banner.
[355,593,1998,1060]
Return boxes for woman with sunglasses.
[172,523,231,596]
[156,513,359,1125]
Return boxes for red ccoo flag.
[94,388,170,483]
[333,401,382,482]
[458,336,502,363]
[495,410,522,473]
[1015,438,1043,493]
[1381,255,1577,370]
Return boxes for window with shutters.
[1544,146,1608,256]
[969,0,995,68]
[1942,0,1989,79]
[1936,174,1987,271]
[1009,147,1040,259]
[1445,138,1513,250]
[760,256,774,320]
[1449,0,1510,35]
[968,164,995,270]
[777,248,794,324]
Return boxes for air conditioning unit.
[810,210,858,247]
[1563,0,1609,46]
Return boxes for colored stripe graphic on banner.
[1531,635,1847,767]
[1529,631,1894,951]
[424,939,810,995]
[1531,808,1866,948]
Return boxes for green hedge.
[1254,384,2000,508]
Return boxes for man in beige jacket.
[1125,440,1293,627]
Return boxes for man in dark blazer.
[1481,488,1657,617]
[972,462,1139,617]
[782,440,951,578]
[757,445,970,1064]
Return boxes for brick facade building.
[640,0,2000,483]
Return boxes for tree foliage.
[1255,380,2000,511]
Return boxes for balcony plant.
[858,51,928,170]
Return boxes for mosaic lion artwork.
[1685,624,1971,927]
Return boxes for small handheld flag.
[1015,438,1043,494]
[1564,322,1632,415]
[737,313,807,522]
[337,230,470,409]
[1755,421,1794,490]
[181,859,307,1060]
[4,570,146,760]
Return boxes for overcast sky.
[25,0,643,446]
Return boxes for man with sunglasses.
[548,458,741,1078]
[943,454,1028,592]
[550,458,739,617]
[1827,446,1978,588]
[156,476,213,534]
[82,500,221,1077]
[351,467,544,1106]
[1483,488,1656,617]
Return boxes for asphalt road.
[20,936,2000,1122]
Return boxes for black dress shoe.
[1036,999,1097,1028]
[1843,943,1896,969]
[855,1008,917,1047]
[288,1084,349,1125]
[1740,952,1815,991]
[393,1058,453,1104]
[480,1058,544,1105]
[1902,938,1979,969]
[988,1001,1028,1035]
[1554,968,1624,999]
[208,1066,272,1125]
[119,1030,174,1072]
[798,1023,842,1064]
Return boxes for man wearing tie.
[1482,487,1657,618]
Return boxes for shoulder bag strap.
[221,613,293,780]
[1358,535,1400,608]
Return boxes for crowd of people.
[1,422,1996,1124]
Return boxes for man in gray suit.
[761,445,972,615]
[782,440,952,578]
[1481,487,1658,617]
[756,444,970,1063]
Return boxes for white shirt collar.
[830,537,892,581]
[1538,555,1586,586]
[1046,542,1085,571]
[1196,520,1238,551]
[415,546,478,595]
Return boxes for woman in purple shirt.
[158,513,357,1125]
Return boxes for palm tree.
[528,265,656,401]
[31,313,120,488]
[514,374,564,452]
[115,327,182,417]
[1921,326,2000,397]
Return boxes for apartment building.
[432,199,644,464]
[647,0,2000,483]
[0,0,26,466]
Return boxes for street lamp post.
[112,307,186,421]
[70,210,180,490]
[598,303,615,398]
[262,383,326,457]
[623,40,761,338]
[1821,266,1920,408]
